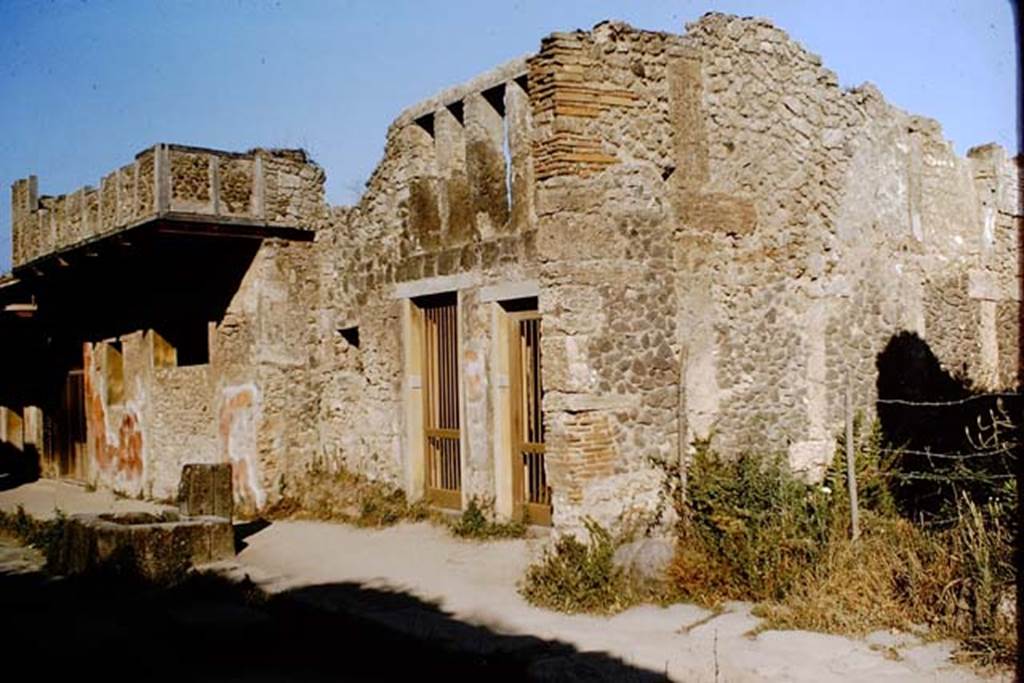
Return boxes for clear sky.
[0,0,1018,273]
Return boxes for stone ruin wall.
[4,13,1018,529]
[678,13,1021,479]
[309,58,541,510]
[36,148,330,512]
[501,13,1020,530]
[80,235,322,513]
[207,237,322,515]
[529,23,692,531]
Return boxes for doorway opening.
[54,368,88,481]
[505,300,550,525]
[417,292,462,509]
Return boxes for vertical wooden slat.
[509,311,549,521]
[420,297,461,506]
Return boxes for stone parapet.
[10,144,324,268]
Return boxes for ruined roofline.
[389,20,677,131]
[10,142,325,269]
[18,142,313,197]
[393,55,531,130]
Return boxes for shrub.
[671,442,832,603]
[449,497,526,540]
[520,518,641,614]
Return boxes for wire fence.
[842,374,1019,539]
[874,393,1021,407]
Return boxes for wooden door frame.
[416,293,463,509]
[507,310,551,526]
[56,369,88,483]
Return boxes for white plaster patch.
[982,207,995,248]
[221,383,265,509]
[787,439,835,483]
[565,336,595,391]
[967,269,999,301]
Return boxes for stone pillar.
[402,117,442,250]
[10,176,38,265]
[464,89,509,238]
[506,77,535,232]
[435,103,473,242]
[178,462,234,519]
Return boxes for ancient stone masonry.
[1,13,1019,535]
[10,144,323,267]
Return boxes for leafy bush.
[449,497,526,540]
[672,442,832,603]
[520,518,641,614]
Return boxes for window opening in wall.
[339,326,360,349]
[414,113,435,139]
[500,296,538,313]
[482,84,506,117]
[150,329,177,369]
[446,100,465,127]
[106,340,124,405]
[165,323,209,367]
[416,292,462,509]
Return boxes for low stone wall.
[54,511,233,581]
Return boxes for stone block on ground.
[178,463,233,519]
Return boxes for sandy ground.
[224,518,1003,683]
[0,476,173,519]
[0,479,1010,682]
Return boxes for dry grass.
[752,514,942,634]
[668,443,832,605]
[266,466,436,528]
[668,432,1017,668]
[755,503,1015,666]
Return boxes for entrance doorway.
[54,369,88,481]
[419,293,462,509]
[508,309,550,525]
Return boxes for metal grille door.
[422,296,461,509]
[510,312,550,525]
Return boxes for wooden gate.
[509,312,551,525]
[421,295,461,509]
[56,370,88,481]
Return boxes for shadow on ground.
[234,518,272,553]
[0,442,39,492]
[0,562,666,682]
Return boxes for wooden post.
[677,346,689,524]
[845,373,860,541]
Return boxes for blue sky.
[0,0,1018,273]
